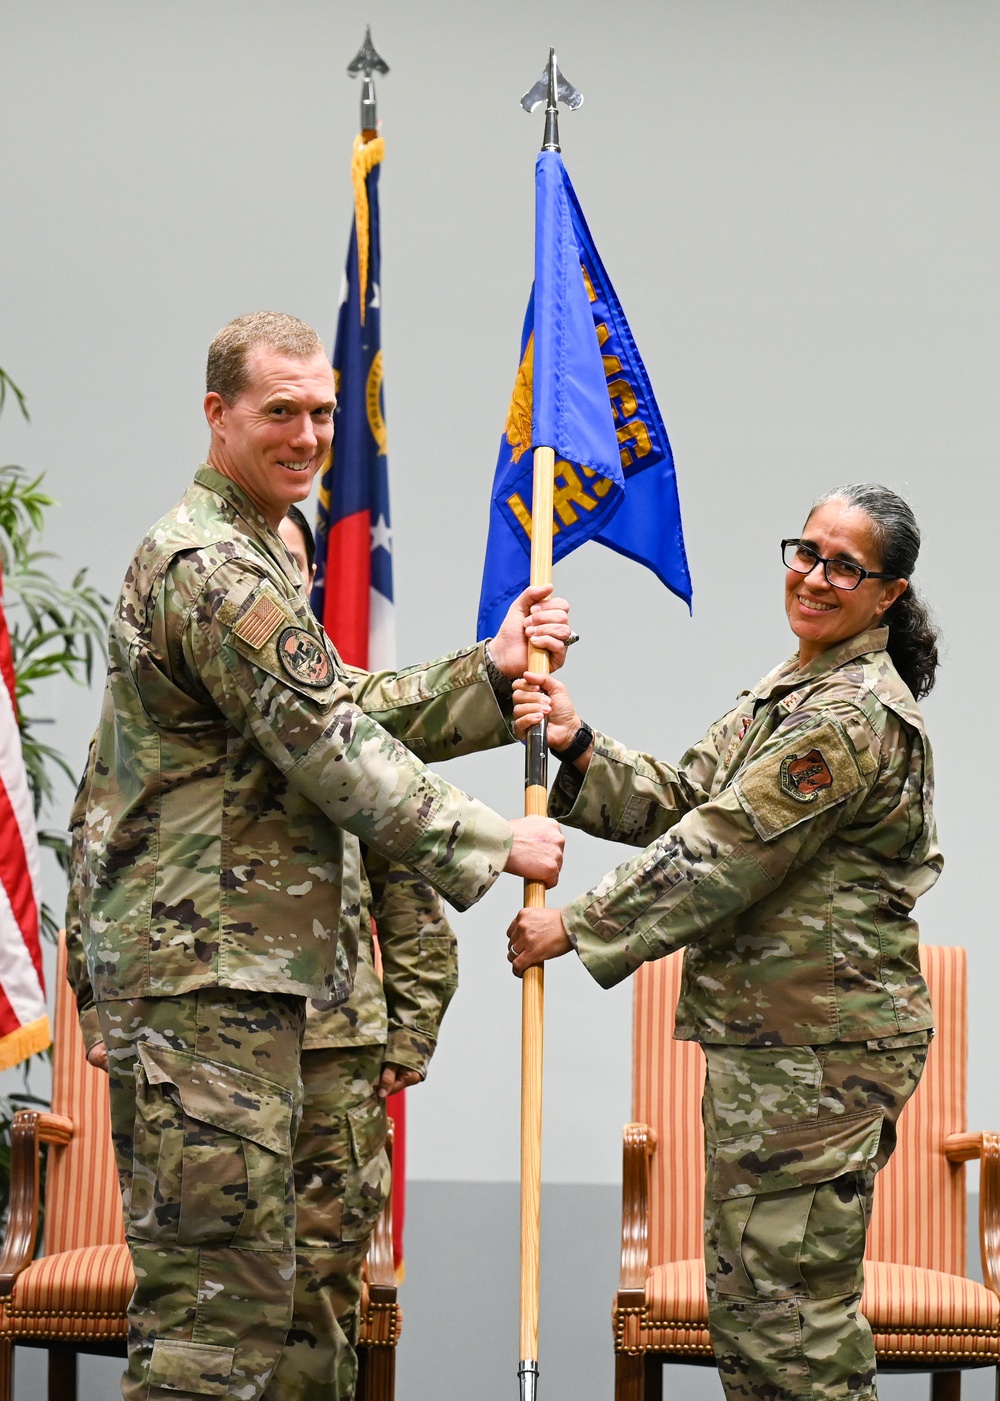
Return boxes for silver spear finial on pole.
[520,47,583,152]
[347,25,389,133]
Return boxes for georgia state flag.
[312,134,395,670]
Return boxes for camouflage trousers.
[702,1036,929,1401]
[262,1044,390,1401]
[99,988,306,1401]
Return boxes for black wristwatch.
[551,721,594,764]
[483,639,513,703]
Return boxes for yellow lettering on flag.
[553,461,599,526]
[618,421,652,467]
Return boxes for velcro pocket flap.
[137,1043,293,1156]
[348,1096,387,1166]
[711,1109,883,1201]
[148,1337,235,1394]
[733,718,865,841]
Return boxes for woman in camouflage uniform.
[507,485,941,1401]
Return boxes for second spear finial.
[347,26,390,133]
[521,48,582,152]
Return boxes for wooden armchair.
[0,932,400,1401]
[614,945,1000,1401]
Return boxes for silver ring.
[566,631,580,646]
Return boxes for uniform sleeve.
[363,846,458,1080]
[344,643,517,763]
[563,704,878,988]
[65,737,103,1055]
[177,562,513,912]
[548,719,727,846]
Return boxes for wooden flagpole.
[517,49,582,1399]
[519,445,555,1397]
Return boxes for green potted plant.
[0,366,109,1219]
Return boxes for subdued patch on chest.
[232,593,285,649]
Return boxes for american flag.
[0,563,49,1069]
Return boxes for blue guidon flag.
[313,134,395,670]
[477,150,691,638]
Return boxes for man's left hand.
[491,585,572,677]
[377,1063,423,1099]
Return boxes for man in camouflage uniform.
[67,816,455,1401]
[73,310,567,1401]
[507,607,940,1396]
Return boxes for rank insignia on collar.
[277,627,333,688]
[780,748,834,802]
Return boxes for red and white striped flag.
[0,564,49,1069]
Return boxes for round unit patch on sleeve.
[277,627,333,688]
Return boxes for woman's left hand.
[506,908,573,977]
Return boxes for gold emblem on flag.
[366,350,387,455]
[504,333,534,464]
[233,594,285,650]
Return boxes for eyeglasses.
[781,539,899,592]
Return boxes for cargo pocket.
[132,1043,294,1252]
[147,1338,235,1395]
[341,1095,389,1242]
[711,1109,884,1202]
[710,1113,880,1301]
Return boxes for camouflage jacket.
[551,629,940,1045]
[303,840,457,1076]
[77,465,514,1003]
[68,774,456,1077]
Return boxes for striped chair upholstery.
[0,933,399,1401]
[614,945,1000,1400]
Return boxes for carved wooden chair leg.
[357,1344,394,1401]
[930,1371,960,1401]
[0,1337,12,1401]
[614,1351,643,1401]
[642,1355,663,1401]
[48,1344,78,1401]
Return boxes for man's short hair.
[206,311,325,405]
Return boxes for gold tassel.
[351,134,385,327]
[0,1015,51,1072]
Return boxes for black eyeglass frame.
[780,539,900,592]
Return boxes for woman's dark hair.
[284,504,316,574]
[809,483,939,699]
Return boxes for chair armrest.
[0,1109,73,1295]
[946,1132,1000,1294]
[976,1132,1000,1296]
[619,1121,657,1302]
[366,1119,396,1304]
[944,1132,984,1163]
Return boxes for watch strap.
[552,721,594,764]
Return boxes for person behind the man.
[73,310,568,1401]
[279,503,459,1399]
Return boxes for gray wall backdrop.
[2,2,998,1397]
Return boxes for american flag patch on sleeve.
[232,594,285,650]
